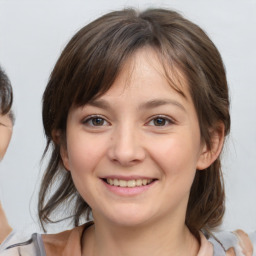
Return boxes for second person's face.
[61,48,210,229]
[0,113,13,160]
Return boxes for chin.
[100,207,156,228]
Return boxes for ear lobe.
[60,145,71,171]
[197,123,225,170]
[51,129,61,145]
[52,129,70,171]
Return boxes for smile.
[106,178,154,188]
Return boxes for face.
[61,48,212,228]
[0,113,13,160]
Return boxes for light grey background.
[0,0,255,233]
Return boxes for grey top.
[0,232,46,256]
[0,228,255,256]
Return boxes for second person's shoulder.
[210,229,255,256]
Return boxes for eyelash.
[82,115,174,128]
[82,115,110,127]
[147,115,175,127]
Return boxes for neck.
[82,217,199,256]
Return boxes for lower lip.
[102,180,156,196]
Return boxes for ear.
[196,123,225,170]
[52,129,71,171]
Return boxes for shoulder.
[42,223,92,256]
[0,222,92,256]
[209,230,255,256]
[0,231,45,256]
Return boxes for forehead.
[100,47,190,101]
[71,47,200,129]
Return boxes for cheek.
[66,135,105,205]
[66,132,107,176]
[148,133,201,181]
[0,127,12,159]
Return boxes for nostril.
[107,137,146,165]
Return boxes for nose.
[107,124,146,166]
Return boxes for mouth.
[103,178,155,188]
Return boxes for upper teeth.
[106,179,153,188]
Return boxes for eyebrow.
[138,99,186,111]
[87,99,112,110]
[87,98,186,112]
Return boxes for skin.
[234,230,253,256]
[0,202,12,243]
[60,48,224,256]
[225,229,254,256]
[0,113,13,243]
[0,114,13,160]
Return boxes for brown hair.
[39,8,230,236]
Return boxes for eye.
[82,116,109,127]
[0,122,7,127]
[147,116,173,127]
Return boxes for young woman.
[0,66,14,244]
[1,8,254,256]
